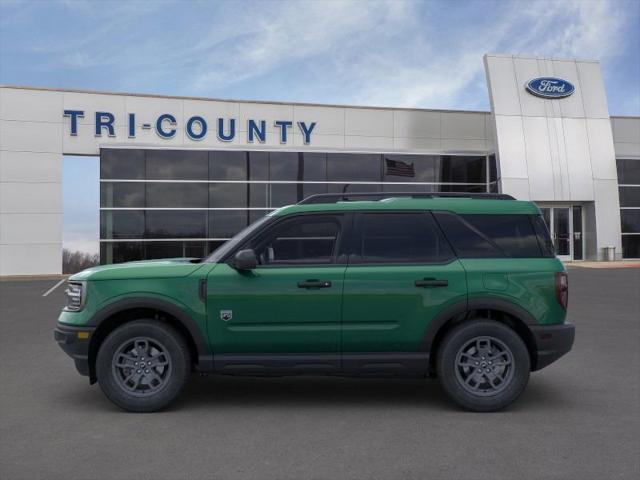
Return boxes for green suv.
[55,193,574,412]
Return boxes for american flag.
[385,158,415,177]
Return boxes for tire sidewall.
[96,320,190,412]
[437,320,530,412]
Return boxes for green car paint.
[57,196,571,379]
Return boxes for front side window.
[356,212,454,264]
[249,215,342,266]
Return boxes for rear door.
[341,212,467,361]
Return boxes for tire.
[436,320,530,412]
[96,320,190,412]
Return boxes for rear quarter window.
[434,212,547,258]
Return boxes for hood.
[70,258,207,281]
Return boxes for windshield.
[202,214,273,263]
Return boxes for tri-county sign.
[525,77,575,99]
[63,110,317,144]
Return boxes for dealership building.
[1,53,639,275]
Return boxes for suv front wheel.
[436,320,530,412]
[96,320,190,412]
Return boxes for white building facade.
[1,54,639,275]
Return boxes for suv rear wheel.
[436,320,530,412]
[96,320,190,412]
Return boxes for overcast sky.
[1,0,639,254]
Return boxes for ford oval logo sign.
[526,77,575,99]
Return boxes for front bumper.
[530,322,575,371]
[54,324,96,377]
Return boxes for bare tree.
[62,249,99,274]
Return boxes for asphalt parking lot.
[0,267,638,480]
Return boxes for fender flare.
[421,297,537,352]
[87,297,210,359]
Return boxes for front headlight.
[63,281,86,311]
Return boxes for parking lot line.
[42,278,67,297]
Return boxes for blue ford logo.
[526,77,575,99]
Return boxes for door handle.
[415,278,448,287]
[298,280,332,289]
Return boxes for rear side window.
[530,215,555,257]
[356,213,454,264]
[434,212,544,258]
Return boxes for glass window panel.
[249,152,269,181]
[250,215,341,265]
[147,183,208,208]
[205,240,228,257]
[210,183,248,208]
[619,187,640,207]
[617,159,640,184]
[327,153,381,182]
[621,210,640,233]
[531,214,555,257]
[146,211,207,238]
[269,183,301,207]
[100,211,145,239]
[100,149,145,179]
[302,153,327,181]
[438,184,486,193]
[100,183,145,208]
[145,241,184,259]
[460,214,543,257]
[210,151,247,180]
[439,155,486,184]
[146,150,208,180]
[249,183,268,208]
[489,154,498,182]
[358,213,454,264]
[269,152,300,181]
[100,242,144,264]
[327,183,382,194]
[622,235,640,258]
[435,212,504,258]
[383,155,439,183]
[209,210,249,238]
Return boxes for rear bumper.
[54,324,95,377]
[530,322,575,371]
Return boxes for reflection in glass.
[147,183,208,208]
[100,211,145,239]
[146,150,208,180]
[209,183,248,208]
[146,211,207,238]
[553,208,570,256]
[327,153,381,182]
[100,149,145,179]
[100,183,145,208]
[209,210,249,238]
[210,151,247,180]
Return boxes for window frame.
[348,211,457,266]
[222,212,352,268]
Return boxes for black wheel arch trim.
[421,297,538,353]
[86,297,210,359]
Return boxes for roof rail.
[297,192,515,205]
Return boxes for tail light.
[555,272,568,310]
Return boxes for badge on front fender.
[220,310,233,322]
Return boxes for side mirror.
[233,249,258,270]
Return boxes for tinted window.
[619,187,640,207]
[357,213,453,264]
[436,213,543,258]
[100,183,145,208]
[269,152,300,181]
[209,183,247,207]
[145,211,206,238]
[100,242,144,264]
[250,215,341,265]
[327,153,381,182]
[147,183,208,208]
[146,150,208,180]
[531,214,555,257]
[210,151,247,180]
[209,210,249,238]
[617,158,640,184]
[302,153,327,181]
[100,149,145,179]
[621,210,640,233]
[100,211,145,239]
[439,156,486,184]
[622,236,640,258]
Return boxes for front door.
[206,213,347,355]
[341,212,467,365]
[539,205,583,261]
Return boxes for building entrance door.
[538,205,583,261]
